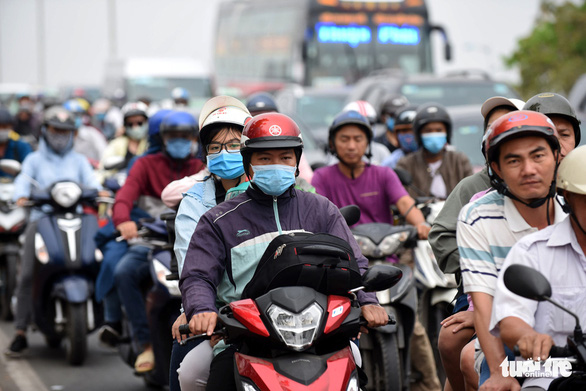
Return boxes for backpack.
[242,232,362,300]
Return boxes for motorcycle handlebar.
[513,345,572,358]
[359,314,396,327]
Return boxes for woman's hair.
[200,123,243,150]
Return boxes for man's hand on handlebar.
[116,221,138,240]
[172,313,192,343]
[416,222,431,240]
[189,311,218,336]
[517,331,555,361]
[361,304,388,331]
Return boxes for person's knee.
[460,342,478,386]
[438,325,473,360]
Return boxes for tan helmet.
[557,145,586,195]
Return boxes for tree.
[506,0,586,98]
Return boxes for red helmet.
[240,113,303,153]
[484,110,560,164]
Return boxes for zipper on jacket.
[273,196,283,235]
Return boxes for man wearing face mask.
[6,107,105,356]
[0,108,32,178]
[63,99,108,165]
[109,110,204,373]
[180,112,389,390]
[397,103,473,199]
[99,101,150,172]
[381,105,419,169]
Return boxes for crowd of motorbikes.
[1,159,584,390]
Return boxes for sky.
[0,0,542,91]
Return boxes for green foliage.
[506,0,586,98]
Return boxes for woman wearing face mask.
[396,103,474,199]
[98,101,149,177]
[165,96,251,391]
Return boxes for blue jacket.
[0,138,32,178]
[179,184,377,319]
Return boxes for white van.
[102,58,215,110]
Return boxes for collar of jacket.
[245,182,297,205]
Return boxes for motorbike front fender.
[52,275,91,304]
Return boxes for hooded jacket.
[180,184,377,319]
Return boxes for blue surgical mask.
[165,138,192,159]
[207,150,245,179]
[397,133,418,153]
[386,117,395,131]
[421,133,447,154]
[251,164,296,196]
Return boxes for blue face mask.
[207,150,245,179]
[421,133,447,154]
[397,133,418,153]
[251,164,296,196]
[386,117,395,131]
[165,138,192,159]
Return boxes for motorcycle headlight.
[346,375,360,391]
[267,303,323,351]
[51,182,82,208]
[153,259,180,297]
[240,381,259,391]
[378,230,411,256]
[35,233,49,264]
[353,235,377,257]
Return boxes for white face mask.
[125,124,148,140]
[0,129,10,143]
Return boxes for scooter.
[28,180,106,365]
[114,215,181,388]
[0,160,28,320]
[351,223,418,391]
[180,253,403,391]
[504,264,586,389]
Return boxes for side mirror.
[340,204,361,226]
[102,155,126,171]
[0,159,22,177]
[362,264,403,292]
[394,167,412,187]
[503,264,552,301]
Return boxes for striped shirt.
[457,190,565,296]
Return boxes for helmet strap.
[557,194,586,236]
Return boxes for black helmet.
[380,94,410,118]
[523,92,581,145]
[413,103,452,144]
[43,106,77,131]
[394,105,418,129]
[246,92,279,115]
[0,107,14,125]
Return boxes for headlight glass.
[241,381,259,391]
[153,259,180,297]
[354,235,377,257]
[267,303,323,351]
[50,182,82,208]
[379,231,411,256]
[35,232,49,264]
[346,375,360,391]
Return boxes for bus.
[214,0,451,95]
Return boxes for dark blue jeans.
[114,245,151,346]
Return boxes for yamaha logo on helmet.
[269,125,282,136]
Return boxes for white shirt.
[490,216,586,389]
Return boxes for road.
[0,319,151,391]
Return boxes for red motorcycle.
[181,232,402,390]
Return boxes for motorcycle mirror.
[361,264,403,292]
[102,155,126,171]
[340,204,361,226]
[0,159,22,177]
[503,264,552,301]
[394,167,412,187]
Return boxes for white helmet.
[121,101,149,122]
[343,100,377,125]
[557,145,586,195]
[198,96,251,137]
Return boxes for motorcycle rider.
[312,109,441,391]
[99,101,149,173]
[0,108,32,178]
[180,112,389,390]
[457,111,567,390]
[172,87,190,107]
[381,105,419,169]
[397,103,473,199]
[429,96,524,391]
[491,145,586,391]
[108,110,204,373]
[4,106,106,357]
[63,98,108,165]
[523,92,581,160]
[375,94,410,153]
